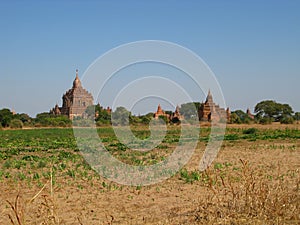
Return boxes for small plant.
[37,160,47,168]
[180,169,201,183]
[243,127,258,134]
[214,162,223,170]
[66,169,75,178]
[33,172,40,180]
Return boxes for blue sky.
[0,1,299,116]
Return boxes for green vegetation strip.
[0,127,299,185]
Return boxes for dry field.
[0,124,299,224]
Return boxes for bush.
[243,128,258,135]
[259,117,273,125]
[58,121,67,127]
[9,119,23,129]
[230,113,241,124]
[96,120,111,127]
[280,117,294,124]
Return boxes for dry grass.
[5,167,63,225]
[167,159,300,224]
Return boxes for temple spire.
[208,89,212,97]
[73,69,82,88]
[206,89,213,103]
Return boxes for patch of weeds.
[243,128,258,135]
[157,145,168,149]
[224,134,239,141]
[4,172,11,178]
[0,152,8,160]
[37,160,47,168]
[58,151,76,160]
[22,155,40,161]
[79,170,88,178]
[33,172,40,180]
[136,185,142,190]
[42,171,51,179]
[66,169,75,178]
[102,181,107,188]
[127,195,133,200]
[180,169,201,183]
[233,167,240,171]
[59,163,67,171]
[214,163,224,170]
[14,160,26,169]
[3,160,12,169]
[109,142,128,151]
[17,172,26,181]
[0,170,3,180]
[224,162,232,167]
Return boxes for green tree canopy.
[0,108,13,127]
[179,102,200,120]
[85,105,96,118]
[294,112,300,121]
[254,100,294,123]
[231,110,253,124]
[35,112,71,127]
[111,106,131,126]
[14,113,32,124]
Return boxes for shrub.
[280,117,294,124]
[9,119,23,129]
[259,117,273,124]
[243,128,258,134]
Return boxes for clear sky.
[0,1,299,117]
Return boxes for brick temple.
[153,104,184,122]
[50,71,230,122]
[50,70,94,119]
[153,90,230,122]
[198,90,230,122]
[153,104,169,119]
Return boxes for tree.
[180,102,200,120]
[254,100,294,123]
[0,108,13,127]
[137,113,154,125]
[158,115,168,123]
[231,110,253,124]
[14,113,32,125]
[94,105,111,125]
[111,106,130,126]
[230,113,241,124]
[85,105,96,119]
[34,112,71,127]
[294,112,300,123]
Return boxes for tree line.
[0,100,299,129]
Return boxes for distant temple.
[152,91,230,123]
[154,104,170,120]
[50,72,231,123]
[171,105,184,122]
[153,104,183,122]
[198,90,230,122]
[246,108,254,120]
[50,70,94,119]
